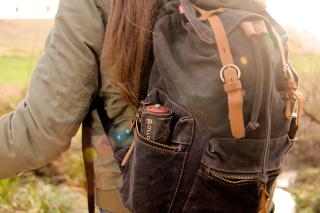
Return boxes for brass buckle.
[219,64,241,83]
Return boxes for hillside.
[0,20,54,56]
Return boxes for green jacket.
[0,0,131,211]
[0,0,266,212]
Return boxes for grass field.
[0,55,36,87]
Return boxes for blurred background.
[0,0,319,212]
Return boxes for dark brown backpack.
[85,0,304,212]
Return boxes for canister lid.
[146,104,170,114]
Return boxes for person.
[0,0,269,212]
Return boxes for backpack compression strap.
[82,97,113,213]
[192,5,246,138]
[82,113,95,213]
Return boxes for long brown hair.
[102,0,161,108]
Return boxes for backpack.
[84,0,304,212]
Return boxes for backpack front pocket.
[183,135,291,213]
[119,132,188,213]
[116,89,195,213]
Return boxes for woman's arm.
[0,0,111,178]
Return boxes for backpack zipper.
[206,168,259,184]
[245,34,274,181]
[204,167,280,184]
[261,36,274,177]
[245,37,264,132]
[136,128,182,151]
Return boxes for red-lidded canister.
[140,104,172,144]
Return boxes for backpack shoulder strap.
[82,96,113,213]
[82,112,95,213]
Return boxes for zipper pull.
[121,140,136,167]
[121,112,140,167]
[258,184,269,213]
[130,112,140,132]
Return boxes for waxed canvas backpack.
[86,0,305,212]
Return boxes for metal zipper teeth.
[205,167,281,184]
[205,168,259,184]
[136,130,180,151]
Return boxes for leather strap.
[272,28,304,126]
[82,114,96,213]
[121,116,139,166]
[82,97,113,213]
[206,14,245,138]
[258,185,269,213]
[194,6,225,21]
[241,20,268,39]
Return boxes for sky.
[0,0,319,37]
[267,0,320,38]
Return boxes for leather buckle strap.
[272,28,305,127]
[207,14,245,138]
[180,2,245,138]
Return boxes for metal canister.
[140,104,172,144]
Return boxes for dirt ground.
[0,19,54,56]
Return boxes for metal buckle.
[219,64,241,83]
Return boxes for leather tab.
[194,6,225,21]
[285,100,292,119]
[254,20,268,36]
[241,20,268,38]
[241,21,256,38]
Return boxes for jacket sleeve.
[0,0,111,178]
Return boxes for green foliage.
[0,55,37,115]
[64,147,86,186]
[0,174,87,213]
[289,53,320,73]
[289,168,320,213]
[0,55,36,87]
